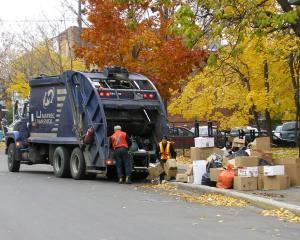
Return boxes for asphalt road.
[0,150,299,240]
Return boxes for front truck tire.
[53,146,70,178]
[7,143,21,172]
[70,147,86,180]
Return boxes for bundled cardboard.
[263,175,290,190]
[251,149,273,164]
[176,173,188,183]
[258,174,264,190]
[147,163,164,180]
[250,137,271,151]
[165,159,177,170]
[234,176,258,191]
[273,158,300,165]
[210,168,224,182]
[263,165,285,176]
[273,158,300,186]
[190,147,223,161]
[164,159,178,178]
[232,137,245,148]
[194,137,215,148]
[188,176,194,184]
[238,167,259,177]
[231,156,259,168]
[186,164,193,176]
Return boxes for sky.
[0,0,78,33]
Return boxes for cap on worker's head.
[114,125,122,131]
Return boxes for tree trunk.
[241,74,262,134]
[264,60,273,143]
[288,52,300,156]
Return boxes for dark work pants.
[159,159,167,182]
[114,147,132,178]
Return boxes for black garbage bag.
[201,173,216,187]
[229,147,249,159]
[258,159,271,166]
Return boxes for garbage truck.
[5,67,168,180]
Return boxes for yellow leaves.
[140,183,248,207]
[261,209,300,223]
[6,72,30,98]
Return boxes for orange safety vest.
[159,141,171,160]
[111,131,128,150]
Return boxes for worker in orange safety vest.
[156,136,176,182]
[110,125,132,184]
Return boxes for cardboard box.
[263,175,290,190]
[188,176,194,183]
[234,156,259,168]
[258,166,264,174]
[263,165,285,176]
[210,168,224,182]
[176,173,188,183]
[165,169,178,178]
[234,176,258,191]
[165,159,177,170]
[194,137,215,148]
[186,164,193,176]
[251,149,273,164]
[273,158,300,165]
[251,137,271,151]
[238,167,259,177]
[147,163,164,180]
[232,137,245,148]
[190,147,223,161]
[258,174,264,190]
[283,164,300,186]
[163,159,177,179]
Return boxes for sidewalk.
[171,182,300,216]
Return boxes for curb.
[171,182,300,216]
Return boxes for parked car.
[273,125,282,139]
[168,126,195,149]
[280,121,299,146]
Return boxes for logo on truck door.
[43,88,55,109]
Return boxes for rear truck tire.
[53,146,70,178]
[70,147,86,180]
[7,143,21,172]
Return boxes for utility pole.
[77,0,82,47]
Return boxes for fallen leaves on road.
[261,209,300,223]
[139,183,247,207]
[0,141,5,149]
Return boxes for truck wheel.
[7,143,20,172]
[70,147,86,180]
[53,147,70,178]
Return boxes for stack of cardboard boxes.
[176,137,224,184]
[232,137,299,191]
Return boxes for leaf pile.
[140,183,247,207]
[261,209,300,223]
[0,142,5,149]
